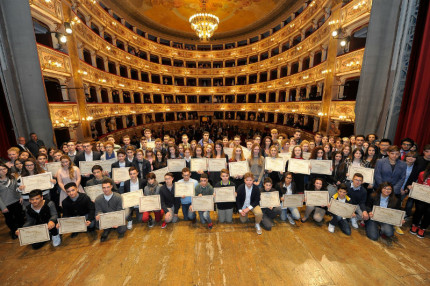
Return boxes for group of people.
[1,128,429,249]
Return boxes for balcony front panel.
[37,44,72,77]
[49,102,80,128]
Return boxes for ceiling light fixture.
[189,0,219,41]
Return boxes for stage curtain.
[395,0,430,152]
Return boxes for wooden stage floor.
[1,212,430,286]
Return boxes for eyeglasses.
[25,164,34,167]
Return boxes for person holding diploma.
[178,168,198,222]
[236,172,263,235]
[260,178,281,231]
[301,178,327,223]
[160,173,181,229]
[248,143,265,189]
[152,150,167,171]
[124,167,146,230]
[229,146,247,188]
[56,155,84,207]
[346,173,369,229]
[101,142,116,161]
[86,165,118,192]
[191,173,214,229]
[277,172,302,225]
[58,182,95,237]
[133,149,152,181]
[214,169,236,223]
[410,165,430,238]
[0,163,24,239]
[286,146,306,193]
[142,172,162,228]
[95,179,126,242]
[309,147,331,184]
[111,150,134,194]
[191,145,205,181]
[209,141,228,186]
[265,146,283,187]
[17,189,61,249]
[327,184,355,235]
[365,182,402,242]
[328,151,347,188]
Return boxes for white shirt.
[104,193,113,201]
[84,152,93,161]
[283,183,293,195]
[243,185,253,210]
[130,180,139,192]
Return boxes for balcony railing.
[49,102,80,128]
[37,44,72,77]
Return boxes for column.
[95,86,102,103]
[90,51,97,67]
[118,90,124,103]
[101,119,107,134]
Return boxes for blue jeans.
[181,204,196,221]
[198,211,212,224]
[281,207,300,221]
[330,215,351,235]
[365,220,394,241]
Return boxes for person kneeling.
[16,189,61,249]
[142,172,163,227]
[328,184,354,235]
[236,172,263,235]
[57,182,95,238]
[191,173,214,229]
[260,178,281,231]
[95,179,126,242]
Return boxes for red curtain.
[395,0,430,152]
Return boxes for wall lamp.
[64,22,73,34]
[51,32,67,43]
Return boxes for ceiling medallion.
[189,0,219,41]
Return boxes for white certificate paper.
[328,199,357,218]
[260,191,280,208]
[371,206,405,227]
[214,186,236,203]
[265,157,286,172]
[18,224,50,246]
[58,216,87,234]
[167,159,186,172]
[282,194,304,208]
[228,161,250,177]
[79,160,102,174]
[191,195,214,211]
[190,158,208,172]
[347,166,374,184]
[46,162,61,176]
[288,159,310,175]
[278,152,291,163]
[409,182,430,204]
[207,158,227,172]
[146,141,155,149]
[139,195,161,212]
[305,191,329,206]
[310,160,332,175]
[122,189,143,208]
[302,152,311,160]
[99,210,126,229]
[21,173,54,194]
[153,167,168,183]
[174,181,195,197]
[84,184,103,201]
[98,159,117,172]
[223,147,233,158]
[112,167,130,182]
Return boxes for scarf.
[146,180,159,195]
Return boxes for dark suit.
[123,178,146,193]
[73,151,102,167]
[25,139,45,157]
[15,144,28,152]
[132,158,152,180]
[374,158,407,195]
[236,183,261,210]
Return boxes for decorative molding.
[37,44,72,77]
[29,0,63,23]
[49,102,80,128]
[335,48,365,75]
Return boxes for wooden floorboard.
[1,211,430,286]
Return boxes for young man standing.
[236,172,263,235]
[214,169,236,223]
[111,150,134,194]
[192,173,214,229]
[160,172,181,228]
[58,182,95,237]
[95,179,126,242]
[123,167,146,229]
[178,168,198,222]
[17,189,61,249]
[377,139,391,159]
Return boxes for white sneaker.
[127,221,133,230]
[255,223,262,235]
[350,217,359,229]
[328,224,335,233]
[52,234,61,247]
[287,214,296,225]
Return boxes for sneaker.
[127,220,133,230]
[359,221,365,228]
[148,216,154,228]
[52,234,61,247]
[286,214,296,225]
[394,226,404,235]
[410,225,419,235]
[417,228,425,239]
[328,224,335,233]
[208,223,213,230]
[255,223,262,235]
[350,217,359,229]
[161,222,167,229]
[100,230,110,242]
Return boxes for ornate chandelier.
[189,0,219,41]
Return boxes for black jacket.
[214,180,236,210]
[159,184,181,214]
[276,181,299,197]
[123,178,146,193]
[366,192,400,213]
[132,158,152,180]
[236,183,261,210]
[73,151,102,166]
[24,199,57,226]
[62,193,95,221]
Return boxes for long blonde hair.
[60,155,75,179]
[248,143,264,167]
